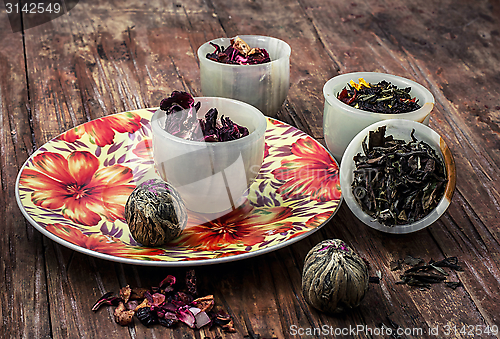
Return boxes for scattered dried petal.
[192,295,214,312]
[93,274,233,333]
[92,292,122,311]
[186,269,197,296]
[194,311,211,329]
[120,285,132,304]
[152,293,166,307]
[159,275,176,291]
[177,306,196,328]
[134,298,151,311]
[114,302,135,326]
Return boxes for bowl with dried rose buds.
[151,91,267,216]
[198,35,291,118]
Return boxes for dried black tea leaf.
[394,256,463,290]
[445,281,463,289]
[390,259,402,271]
[337,78,421,113]
[351,126,447,227]
[403,255,424,266]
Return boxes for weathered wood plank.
[297,0,500,333]
[11,0,500,338]
[0,8,52,339]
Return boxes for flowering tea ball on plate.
[302,239,369,313]
[125,179,188,247]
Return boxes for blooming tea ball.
[125,179,188,247]
[301,239,369,314]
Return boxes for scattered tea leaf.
[445,281,463,289]
[392,256,464,290]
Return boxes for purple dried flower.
[206,37,271,65]
[159,91,250,142]
[92,292,122,311]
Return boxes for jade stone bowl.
[340,119,456,234]
[151,97,267,216]
[198,35,291,118]
[323,72,435,162]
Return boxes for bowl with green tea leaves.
[339,119,456,234]
[323,72,434,162]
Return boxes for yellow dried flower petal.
[349,78,371,90]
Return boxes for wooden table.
[2,0,500,338]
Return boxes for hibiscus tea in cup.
[151,92,267,216]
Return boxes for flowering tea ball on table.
[125,179,188,247]
[302,239,369,314]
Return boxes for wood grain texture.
[0,8,51,339]
[3,0,499,338]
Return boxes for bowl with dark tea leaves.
[198,35,291,118]
[323,72,434,162]
[339,119,456,234]
[151,92,267,216]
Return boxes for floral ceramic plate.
[16,109,342,266]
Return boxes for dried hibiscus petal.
[159,275,176,292]
[206,36,271,65]
[152,293,166,307]
[176,306,196,328]
[159,91,249,142]
[92,292,122,311]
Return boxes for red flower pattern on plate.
[272,137,341,202]
[19,150,135,226]
[58,111,141,147]
[47,224,164,259]
[174,201,293,251]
